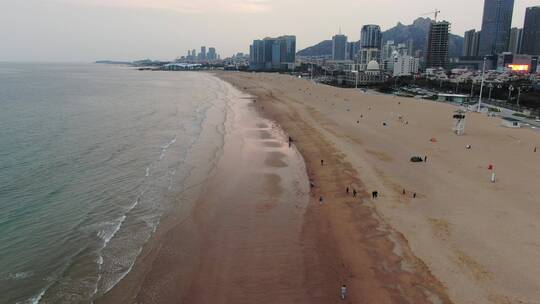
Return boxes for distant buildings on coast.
[249,35,296,71]
[244,1,539,77]
[154,0,540,90]
[181,46,221,63]
[461,2,540,73]
[332,33,347,61]
[426,21,450,69]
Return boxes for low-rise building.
[393,54,420,76]
[501,117,522,128]
[343,60,386,86]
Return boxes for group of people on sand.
[288,136,386,301]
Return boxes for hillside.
[297,18,463,58]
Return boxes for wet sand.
[216,72,540,304]
[98,77,338,303]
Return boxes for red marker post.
[488,164,495,183]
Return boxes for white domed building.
[366,60,381,75]
[344,60,386,86]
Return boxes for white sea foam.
[17,287,46,304]
[8,271,34,280]
[159,137,177,160]
[103,248,143,293]
[145,167,150,177]
[161,137,177,150]
[126,192,143,212]
[96,216,126,246]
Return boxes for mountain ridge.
[297,17,464,58]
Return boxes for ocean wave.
[103,247,142,294]
[159,136,177,160]
[16,288,46,304]
[1,271,34,281]
[96,216,126,246]
[161,137,177,150]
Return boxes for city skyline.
[1,0,538,62]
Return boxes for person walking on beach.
[340,284,347,300]
[319,196,324,204]
[321,159,324,166]
[424,155,428,163]
[288,136,293,147]
[413,192,417,199]
[353,189,357,197]
[346,187,349,194]
[372,191,378,199]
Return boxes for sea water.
[0,64,230,303]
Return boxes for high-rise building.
[249,35,296,71]
[250,40,265,69]
[473,31,481,56]
[332,34,347,61]
[426,21,450,68]
[346,42,357,61]
[463,29,477,56]
[382,41,396,61]
[407,39,414,57]
[359,25,382,70]
[200,46,207,61]
[207,47,217,61]
[463,29,481,57]
[279,35,296,66]
[521,6,540,55]
[508,28,523,54]
[381,41,396,71]
[478,0,515,56]
[360,25,382,49]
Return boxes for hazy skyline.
[1,0,538,62]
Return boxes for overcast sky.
[0,0,537,62]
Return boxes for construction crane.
[422,9,441,22]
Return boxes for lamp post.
[517,87,522,109]
[508,85,514,102]
[351,65,359,89]
[488,83,494,101]
[477,57,487,112]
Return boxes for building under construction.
[426,21,450,69]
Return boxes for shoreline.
[97,73,334,303]
[98,70,540,304]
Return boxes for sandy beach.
[99,71,540,304]
[216,71,540,304]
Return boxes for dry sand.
[216,72,540,304]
